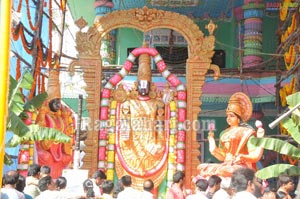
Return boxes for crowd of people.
[1,164,297,199]
[0,163,157,199]
[166,169,296,199]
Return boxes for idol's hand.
[208,131,216,153]
[233,155,242,164]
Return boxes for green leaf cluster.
[252,92,300,179]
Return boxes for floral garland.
[167,100,177,187]
[280,0,290,21]
[279,77,295,107]
[25,0,39,31]
[98,47,186,182]
[280,13,296,43]
[284,45,296,70]
[106,100,117,180]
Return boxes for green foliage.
[254,92,300,179]
[6,125,71,147]
[250,137,300,158]
[256,164,300,179]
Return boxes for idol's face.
[138,80,150,96]
[226,111,240,127]
[49,98,61,112]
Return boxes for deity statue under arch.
[34,68,75,178]
[113,50,169,188]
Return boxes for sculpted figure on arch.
[114,49,170,188]
[35,68,75,178]
[197,92,264,178]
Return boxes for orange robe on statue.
[198,126,259,178]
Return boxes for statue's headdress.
[47,67,61,101]
[226,92,252,122]
[137,42,151,82]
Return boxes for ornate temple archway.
[69,6,220,188]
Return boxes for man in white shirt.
[35,175,60,199]
[102,180,114,199]
[1,170,26,199]
[140,179,154,199]
[117,175,141,199]
[212,178,231,199]
[187,178,208,199]
[231,167,262,199]
[90,170,107,198]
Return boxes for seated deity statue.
[113,51,170,187]
[35,69,74,178]
[197,92,264,178]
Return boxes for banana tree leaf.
[8,76,25,115]
[286,92,300,107]
[24,92,48,110]
[286,92,300,122]
[250,137,300,158]
[7,110,30,137]
[256,164,300,179]
[282,118,300,144]
[6,124,71,147]
[18,70,34,90]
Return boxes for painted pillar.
[94,0,116,65]
[242,0,264,68]
[0,0,12,184]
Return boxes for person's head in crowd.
[173,171,185,188]
[277,174,295,195]
[3,170,19,187]
[113,179,124,198]
[27,164,41,178]
[261,185,277,199]
[143,179,154,192]
[40,165,51,178]
[208,175,222,193]
[38,175,55,192]
[102,180,114,195]
[230,167,262,197]
[195,178,209,192]
[55,176,67,190]
[276,191,288,199]
[83,179,95,198]
[16,174,26,192]
[121,175,132,187]
[91,170,107,186]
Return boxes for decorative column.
[242,0,264,68]
[94,0,116,66]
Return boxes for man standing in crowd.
[206,175,222,199]
[187,178,208,199]
[140,179,154,199]
[91,170,107,198]
[117,175,141,199]
[230,167,262,199]
[166,171,186,199]
[1,170,26,199]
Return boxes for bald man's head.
[143,179,154,192]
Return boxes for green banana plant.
[250,92,300,179]
[5,70,71,164]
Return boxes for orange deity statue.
[197,92,264,178]
[35,69,75,178]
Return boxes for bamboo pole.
[0,0,12,184]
